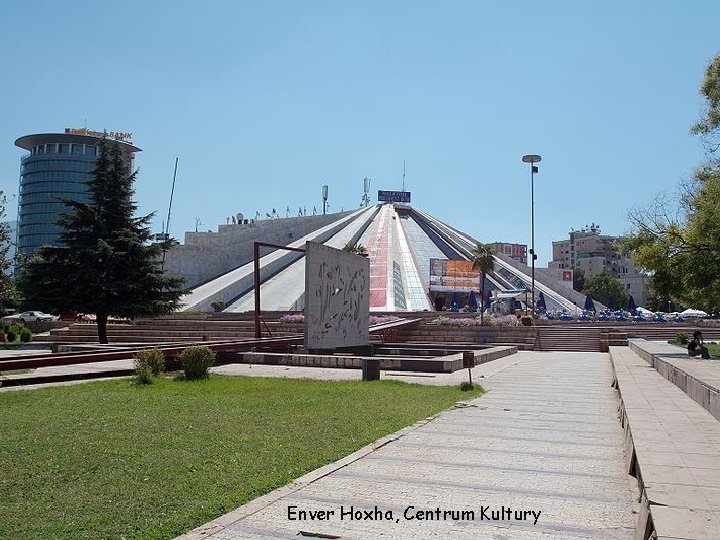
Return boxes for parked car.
[19,311,55,323]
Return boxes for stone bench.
[610,346,720,539]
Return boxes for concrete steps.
[395,325,538,351]
[37,319,301,344]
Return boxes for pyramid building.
[171,203,586,314]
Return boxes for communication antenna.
[402,159,406,192]
[322,185,329,215]
[361,177,371,207]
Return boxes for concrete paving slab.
[178,351,637,539]
[610,345,720,538]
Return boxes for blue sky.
[2,1,719,265]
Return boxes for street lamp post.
[522,154,542,316]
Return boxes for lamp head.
[522,154,542,164]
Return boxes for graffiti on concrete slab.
[305,242,370,349]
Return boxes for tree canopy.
[582,272,629,310]
[622,52,720,312]
[0,191,18,311]
[572,267,586,293]
[18,138,186,342]
[342,241,367,255]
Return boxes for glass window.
[59,144,70,154]
[72,144,83,154]
[85,145,96,156]
[45,143,56,154]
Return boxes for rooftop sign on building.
[65,127,133,142]
[377,190,411,203]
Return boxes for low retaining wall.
[218,346,516,374]
[628,338,720,421]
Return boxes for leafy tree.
[691,53,720,153]
[572,267,585,292]
[471,242,495,323]
[622,52,720,311]
[343,242,367,255]
[644,295,682,313]
[582,272,628,310]
[17,138,186,343]
[0,191,18,311]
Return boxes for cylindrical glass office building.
[15,130,141,259]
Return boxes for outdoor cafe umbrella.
[450,292,460,312]
[680,308,708,318]
[628,295,637,315]
[584,295,596,313]
[536,291,546,312]
[606,296,616,311]
[468,291,478,311]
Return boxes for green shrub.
[675,333,690,345]
[134,349,165,378]
[134,361,155,385]
[5,329,17,343]
[210,301,225,312]
[520,316,533,326]
[179,345,216,380]
[459,381,474,391]
[19,327,32,343]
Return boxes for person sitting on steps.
[688,330,711,359]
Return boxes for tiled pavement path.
[180,351,637,539]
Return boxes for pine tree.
[18,138,185,343]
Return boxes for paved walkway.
[181,351,637,539]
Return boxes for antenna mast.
[402,159,406,191]
[160,158,179,269]
[165,157,179,237]
[361,177,371,207]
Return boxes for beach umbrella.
[680,308,708,318]
[584,295,596,312]
[468,291,478,311]
[606,296,616,311]
[536,291,546,312]
[628,296,637,315]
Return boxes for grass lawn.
[0,376,480,539]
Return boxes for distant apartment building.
[490,242,527,264]
[549,223,649,306]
